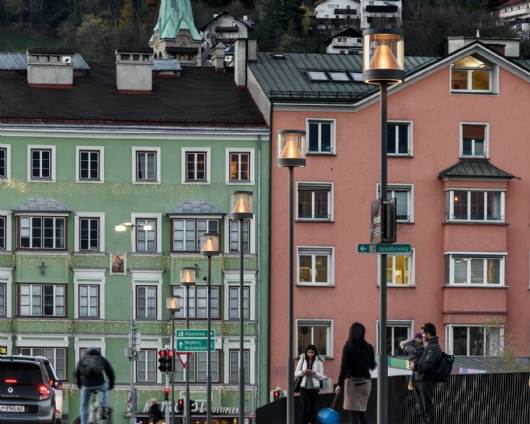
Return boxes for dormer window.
[451,54,496,94]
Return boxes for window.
[19,284,66,317]
[297,321,331,356]
[448,325,502,356]
[378,184,414,223]
[172,286,220,319]
[228,151,251,183]
[182,148,210,183]
[461,123,488,158]
[385,322,412,356]
[137,286,157,318]
[79,285,99,317]
[229,350,250,383]
[0,283,5,316]
[298,247,333,286]
[28,146,55,181]
[384,251,414,285]
[298,183,333,221]
[307,120,334,154]
[137,349,157,382]
[0,145,10,179]
[77,148,102,181]
[136,218,157,252]
[135,149,158,182]
[172,218,219,252]
[229,219,250,252]
[229,286,250,319]
[175,351,219,382]
[445,190,504,222]
[387,122,412,155]
[447,254,505,286]
[18,347,67,380]
[80,218,100,251]
[0,216,5,250]
[451,54,494,93]
[18,216,67,249]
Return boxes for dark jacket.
[401,339,425,362]
[337,342,376,387]
[413,336,442,381]
[76,348,116,389]
[149,403,163,422]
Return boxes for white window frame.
[387,121,413,156]
[130,213,162,253]
[74,212,105,252]
[0,144,11,180]
[137,349,158,383]
[16,335,69,380]
[226,148,254,184]
[181,147,211,184]
[223,337,256,384]
[18,215,68,250]
[460,123,489,158]
[73,269,105,319]
[450,55,498,94]
[297,246,334,286]
[175,350,220,383]
[447,324,503,356]
[76,146,104,183]
[445,189,505,222]
[378,249,415,286]
[376,320,414,355]
[306,119,336,154]
[132,270,163,321]
[132,147,160,184]
[228,219,250,253]
[172,217,221,253]
[377,183,414,223]
[297,182,333,222]
[172,285,220,320]
[224,215,254,254]
[0,211,13,251]
[446,252,506,286]
[19,283,66,317]
[27,145,56,182]
[223,271,255,320]
[296,319,333,358]
[0,267,13,318]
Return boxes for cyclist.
[76,348,115,424]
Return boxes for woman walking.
[335,322,376,424]
[295,344,325,424]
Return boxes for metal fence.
[257,373,530,424]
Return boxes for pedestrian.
[294,344,325,424]
[409,322,442,424]
[148,398,164,424]
[335,322,376,424]
[76,348,115,424]
[400,331,425,390]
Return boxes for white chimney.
[234,39,257,88]
[26,48,75,88]
[212,42,226,72]
[115,48,153,94]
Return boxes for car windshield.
[0,363,43,385]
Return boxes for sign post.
[356,244,412,254]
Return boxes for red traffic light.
[177,398,184,412]
[158,349,167,357]
[167,349,173,357]
[273,390,281,400]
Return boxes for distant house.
[359,0,402,29]
[200,11,254,48]
[324,27,363,54]
[498,0,530,37]
[314,0,361,30]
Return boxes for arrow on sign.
[177,352,193,368]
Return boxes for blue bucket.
[317,407,340,424]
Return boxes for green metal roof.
[438,160,516,180]
[151,0,201,42]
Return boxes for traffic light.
[166,349,173,372]
[158,349,168,372]
[273,390,281,401]
[248,413,253,423]
[164,388,169,401]
[177,398,184,412]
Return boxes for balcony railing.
[365,5,399,13]
[333,8,357,15]
[215,25,239,33]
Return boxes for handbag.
[294,376,303,393]
[351,376,368,385]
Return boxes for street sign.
[356,243,412,255]
[176,338,215,352]
[176,329,214,338]
[177,352,193,368]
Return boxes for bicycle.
[87,389,110,424]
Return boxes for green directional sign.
[356,243,412,254]
[176,329,214,338]
[176,338,215,352]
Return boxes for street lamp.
[166,295,181,424]
[229,191,253,424]
[115,222,152,424]
[362,28,404,424]
[276,130,306,424]
[180,266,196,424]
[200,232,220,424]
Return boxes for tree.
[76,14,116,61]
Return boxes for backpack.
[432,351,454,382]
[79,354,104,378]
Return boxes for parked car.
[0,355,57,423]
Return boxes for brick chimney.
[115,48,153,94]
[26,48,76,88]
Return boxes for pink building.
[247,41,530,391]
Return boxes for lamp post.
[362,28,405,424]
[229,191,253,424]
[200,232,219,424]
[115,222,152,424]
[276,130,307,424]
[166,295,181,424]
[180,267,196,424]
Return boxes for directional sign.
[356,244,412,255]
[176,329,214,338]
[176,338,215,352]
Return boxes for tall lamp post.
[229,191,253,424]
[115,222,152,424]
[166,295,181,424]
[200,232,219,424]
[276,130,307,424]
[180,267,196,424]
[362,28,404,424]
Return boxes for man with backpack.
[76,348,115,424]
[409,322,442,424]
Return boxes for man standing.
[409,322,442,424]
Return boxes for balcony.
[365,5,399,13]
[333,8,357,15]
[215,25,239,33]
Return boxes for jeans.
[299,388,319,424]
[414,380,436,424]
[80,382,109,424]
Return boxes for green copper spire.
[151,0,202,42]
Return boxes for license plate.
[0,404,25,413]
